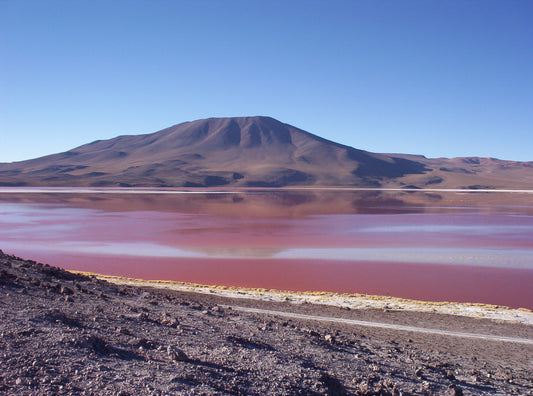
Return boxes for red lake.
[1,188,532,309]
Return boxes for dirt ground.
[1,249,532,395]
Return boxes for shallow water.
[1,188,532,308]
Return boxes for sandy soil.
[98,276,533,325]
[1,250,532,395]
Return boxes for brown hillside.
[0,116,531,189]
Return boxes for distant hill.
[1,116,532,189]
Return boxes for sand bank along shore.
[91,274,533,326]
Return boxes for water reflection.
[0,188,532,308]
[1,188,533,216]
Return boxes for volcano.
[1,116,532,189]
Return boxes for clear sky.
[1,0,532,162]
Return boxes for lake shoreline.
[76,271,533,326]
[9,248,533,311]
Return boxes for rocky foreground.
[1,250,532,395]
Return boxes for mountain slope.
[0,116,531,188]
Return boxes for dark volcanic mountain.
[1,116,532,188]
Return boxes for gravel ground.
[1,249,532,395]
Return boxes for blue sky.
[1,0,532,162]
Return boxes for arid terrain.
[1,116,532,189]
[1,249,532,395]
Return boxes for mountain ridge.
[1,116,532,189]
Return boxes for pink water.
[1,189,532,308]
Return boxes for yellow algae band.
[68,270,533,325]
